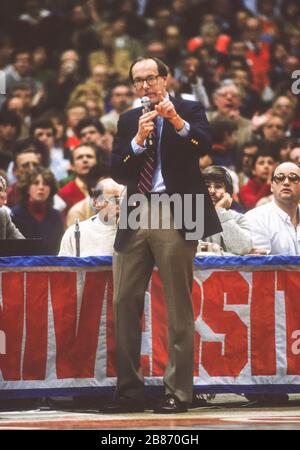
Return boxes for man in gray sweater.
[200,166,252,255]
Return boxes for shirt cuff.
[176,121,190,137]
[131,138,146,155]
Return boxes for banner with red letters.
[0,255,300,397]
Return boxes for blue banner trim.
[1,385,300,399]
[0,255,300,268]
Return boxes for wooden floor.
[1,395,300,430]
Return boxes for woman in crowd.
[11,167,64,254]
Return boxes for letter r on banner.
[0,71,6,95]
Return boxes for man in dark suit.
[107,57,222,414]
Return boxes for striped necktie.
[138,121,157,194]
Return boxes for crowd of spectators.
[0,0,299,257]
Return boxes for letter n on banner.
[277,271,300,375]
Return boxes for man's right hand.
[134,110,158,147]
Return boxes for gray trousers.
[113,201,197,403]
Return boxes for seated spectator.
[272,96,296,137]
[163,25,183,72]
[0,175,24,239]
[6,138,48,207]
[260,113,286,150]
[85,64,109,104]
[75,117,112,162]
[243,17,271,95]
[237,140,259,188]
[3,49,41,101]
[46,50,83,111]
[63,103,87,152]
[209,80,253,149]
[278,137,297,163]
[202,117,237,171]
[200,166,252,255]
[11,167,63,254]
[175,55,210,110]
[29,118,70,181]
[0,111,21,171]
[88,25,131,83]
[59,177,123,257]
[239,148,276,210]
[68,80,104,117]
[57,144,98,212]
[101,83,134,136]
[66,162,111,228]
[245,162,300,255]
[229,67,263,119]
[4,95,30,139]
[290,146,300,166]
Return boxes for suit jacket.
[111,96,222,251]
[0,208,24,239]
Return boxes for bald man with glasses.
[246,162,300,255]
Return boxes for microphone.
[141,96,154,147]
[74,218,80,257]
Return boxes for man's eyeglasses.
[132,75,160,89]
[265,124,284,130]
[271,173,300,184]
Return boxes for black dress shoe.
[100,397,145,414]
[153,395,188,414]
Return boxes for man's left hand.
[155,92,177,119]
[155,92,185,130]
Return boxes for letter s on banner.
[291,330,300,356]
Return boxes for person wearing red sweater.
[239,149,276,210]
[57,144,98,211]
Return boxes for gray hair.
[213,80,241,99]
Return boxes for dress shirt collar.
[271,199,300,225]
